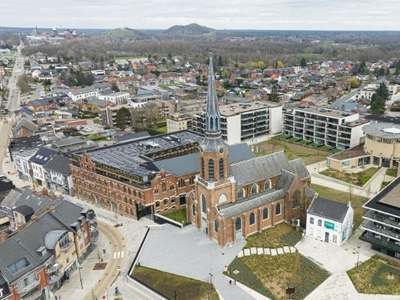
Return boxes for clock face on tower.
[219,194,227,203]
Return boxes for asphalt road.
[330,88,360,110]
[86,222,127,300]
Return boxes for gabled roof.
[12,118,38,135]
[13,205,34,217]
[13,189,62,215]
[230,151,291,187]
[288,158,311,180]
[44,155,71,176]
[29,147,58,165]
[219,189,285,218]
[275,169,296,192]
[308,197,350,222]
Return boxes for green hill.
[163,23,216,36]
[94,27,149,41]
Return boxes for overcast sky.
[1,0,399,31]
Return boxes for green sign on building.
[324,221,335,230]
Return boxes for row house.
[67,87,98,102]
[0,193,98,299]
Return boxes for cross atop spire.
[205,54,221,135]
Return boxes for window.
[249,213,255,225]
[201,195,207,213]
[263,208,269,220]
[178,179,185,188]
[179,194,186,205]
[275,203,281,215]
[214,219,219,232]
[264,180,271,191]
[318,219,322,227]
[251,184,258,195]
[292,190,300,208]
[310,217,314,224]
[163,198,168,205]
[201,158,205,177]
[192,203,196,216]
[156,201,160,207]
[162,183,166,192]
[171,197,175,204]
[237,188,244,199]
[170,185,175,190]
[154,188,159,194]
[209,159,214,180]
[189,176,195,185]
[219,158,224,179]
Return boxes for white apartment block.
[68,87,98,101]
[98,92,130,105]
[283,106,369,150]
[193,101,282,145]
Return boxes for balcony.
[361,220,400,240]
[59,239,74,251]
[364,211,400,231]
[360,232,400,253]
[21,289,42,300]
[18,277,41,294]
[46,263,62,274]
[87,214,97,224]
[48,272,63,284]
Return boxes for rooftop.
[364,176,400,215]
[363,122,400,139]
[218,101,280,117]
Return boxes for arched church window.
[249,213,256,225]
[276,203,281,215]
[251,184,258,195]
[201,195,207,214]
[214,219,219,233]
[237,188,244,199]
[263,208,269,220]
[292,190,301,208]
[264,179,271,191]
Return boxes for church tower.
[191,55,236,245]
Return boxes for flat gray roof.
[363,122,400,139]
[87,131,202,178]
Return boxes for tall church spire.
[205,54,221,136]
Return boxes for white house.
[44,155,74,196]
[12,149,38,183]
[68,87,98,101]
[98,92,130,105]
[29,147,58,187]
[306,196,354,246]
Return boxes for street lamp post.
[209,273,213,290]
[356,251,360,267]
[172,289,178,300]
[77,263,83,289]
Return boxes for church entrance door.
[235,218,242,240]
[202,217,208,234]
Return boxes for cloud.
[1,0,400,30]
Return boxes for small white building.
[98,92,130,105]
[306,196,354,246]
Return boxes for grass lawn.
[320,167,379,186]
[311,184,368,228]
[163,208,187,224]
[347,255,400,295]
[254,139,330,165]
[228,223,329,300]
[132,266,219,300]
[386,168,398,177]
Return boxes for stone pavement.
[298,229,400,300]
[237,246,296,258]
[138,224,269,300]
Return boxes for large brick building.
[71,56,314,246]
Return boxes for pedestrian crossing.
[113,251,124,259]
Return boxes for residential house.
[67,87,98,102]
[98,92,130,105]
[306,197,354,246]
[44,155,74,196]
[12,119,39,138]
[26,98,58,113]
[29,147,59,187]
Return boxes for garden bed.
[320,167,379,186]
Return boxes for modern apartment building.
[193,101,282,145]
[360,177,400,260]
[283,106,369,150]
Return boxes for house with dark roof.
[44,155,73,196]
[360,176,400,260]
[306,196,354,246]
[26,98,58,112]
[12,118,39,138]
[29,147,59,188]
[0,191,98,298]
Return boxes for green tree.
[300,57,307,68]
[348,77,360,89]
[218,55,223,67]
[276,61,284,68]
[221,70,230,78]
[370,94,385,115]
[111,83,120,92]
[358,61,367,74]
[115,107,131,131]
[269,86,280,102]
[168,53,172,60]
[376,82,389,102]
